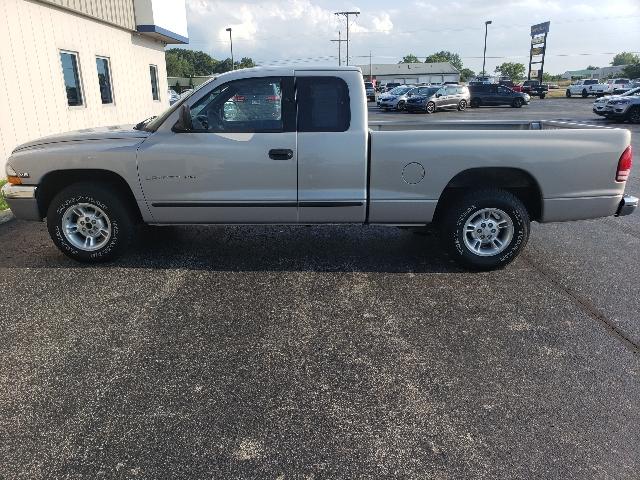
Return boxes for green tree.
[400,54,420,64]
[238,57,256,69]
[459,68,475,82]
[165,48,219,76]
[622,63,640,79]
[213,58,234,74]
[586,65,599,70]
[611,52,640,66]
[424,51,463,71]
[542,72,563,82]
[494,62,526,81]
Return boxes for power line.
[334,11,359,65]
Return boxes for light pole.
[482,20,492,76]
[226,27,234,70]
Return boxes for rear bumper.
[616,195,638,217]
[1,183,41,221]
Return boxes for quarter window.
[297,77,350,132]
[96,57,113,104]
[60,51,83,106]
[149,65,159,101]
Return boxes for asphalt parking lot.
[1,97,639,478]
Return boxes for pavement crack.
[522,253,639,356]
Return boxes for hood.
[12,125,151,153]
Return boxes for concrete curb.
[0,209,14,225]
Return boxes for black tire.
[627,106,640,124]
[512,98,524,108]
[46,182,135,263]
[397,101,406,111]
[438,189,530,271]
[539,94,546,99]
[581,89,588,98]
[470,98,481,108]
[566,90,572,98]
[457,99,467,111]
[426,101,436,114]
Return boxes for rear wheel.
[566,90,572,98]
[397,101,406,111]
[457,99,467,111]
[512,98,524,108]
[46,183,135,263]
[539,94,546,99]
[627,106,640,124]
[470,98,481,108]
[581,89,588,98]
[426,101,436,114]
[438,189,530,271]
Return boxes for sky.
[181,0,640,75]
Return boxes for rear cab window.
[296,77,350,132]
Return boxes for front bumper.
[616,195,638,217]
[1,183,41,220]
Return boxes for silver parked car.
[364,82,376,102]
[593,87,640,116]
[377,85,415,111]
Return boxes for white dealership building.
[0,0,188,170]
[355,62,461,85]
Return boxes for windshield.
[142,77,216,132]
[390,86,412,95]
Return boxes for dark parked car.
[521,80,548,98]
[405,85,470,113]
[469,84,531,108]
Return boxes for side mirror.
[173,104,193,132]
[436,93,442,98]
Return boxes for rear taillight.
[232,95,245,102]
[266,95,280,103]
[616,146,633,182]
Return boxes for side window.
[96,57,114,104]
[60,51,83,106]
[297,77,350,132]
[149,65,159,101]
[446,86,458,95]
[188,77,288,133]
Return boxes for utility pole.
[330,31,346,66]
[334,11,359,66]
[482,20,492,76]
[369,51,372,81]
[226,27,234,70]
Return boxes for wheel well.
[37,169,142,222]
[433,167,543,222]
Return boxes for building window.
[149,65,159,101]
[60,51,83,106]
[95,57,114,104]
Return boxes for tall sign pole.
[334,11,359,66]
[528,21,550,81]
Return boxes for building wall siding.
[38,0,136,31]
[0,0,169,169]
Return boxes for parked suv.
[406,85,470,113]
[593,87,640,116]
[566,79,600,98]
[364,82,376,102]
[469,84,530,108]
[603,91,640,123]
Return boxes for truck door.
[137,75,298,224]
[295,71,368,223]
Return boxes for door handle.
[269,149,294,160]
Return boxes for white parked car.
[593,87,640,116]
[168,89,180,105]
[592,78,632,97]
[566,79,601,98]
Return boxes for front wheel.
[397,101,406,111]
[438,189,530,271]
[566,90,572,98]
[627,106,640,124]
[457,99,467,111]
[582,89,588,98]
[512,98,524,108]
[539,94,546,99]
[426,101,436,114]
[470,98,481,108]
[46,183,135,263]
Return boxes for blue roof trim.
[136,24,189,44]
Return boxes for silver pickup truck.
[2,66,637,270]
